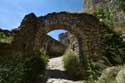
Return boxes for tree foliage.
[117,0,125,12]
[93,4,114,28]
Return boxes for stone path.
[47,56,82,83]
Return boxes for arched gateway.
[12,12,108,79]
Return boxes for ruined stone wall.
[10,12,110,79]
[42,34,66,57]
[59,32,70,47]
[59,32,79,56]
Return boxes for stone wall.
[0,28,66,57]
[59,32,70,47]
[42,35,66,57]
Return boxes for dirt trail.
[47,56,82,83]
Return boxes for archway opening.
[46,29,81,81]
[47,29,67,41]
[46,29,79,57]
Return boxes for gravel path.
[47,56,82,83]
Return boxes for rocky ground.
[45,56,125,83]
[47,56,82,83]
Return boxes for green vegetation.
[92,0,125,65]
[92,0,125,31]
[0,32,13,43]
[93,4,114,28]
[0,50,48,83]
[86,1,125,80]
[104,29,125,65]
[63,49,85,80]
[115,0,125,12]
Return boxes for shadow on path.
[47,69,79,81]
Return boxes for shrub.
[63,49,85,80]
[0,32,13,43]
[0,50,48,83]
[93,3,114,28]
[104,31,125,65]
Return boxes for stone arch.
[12,12,108,79]
[34,12,106,62]
[35,24,85,63]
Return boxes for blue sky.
[0,0,83,40]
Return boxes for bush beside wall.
[63,49,85,80]
[0,50,48,83]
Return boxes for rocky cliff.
[84,0,109,11]
[84,0,125,32]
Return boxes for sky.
[0,0,83,40]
